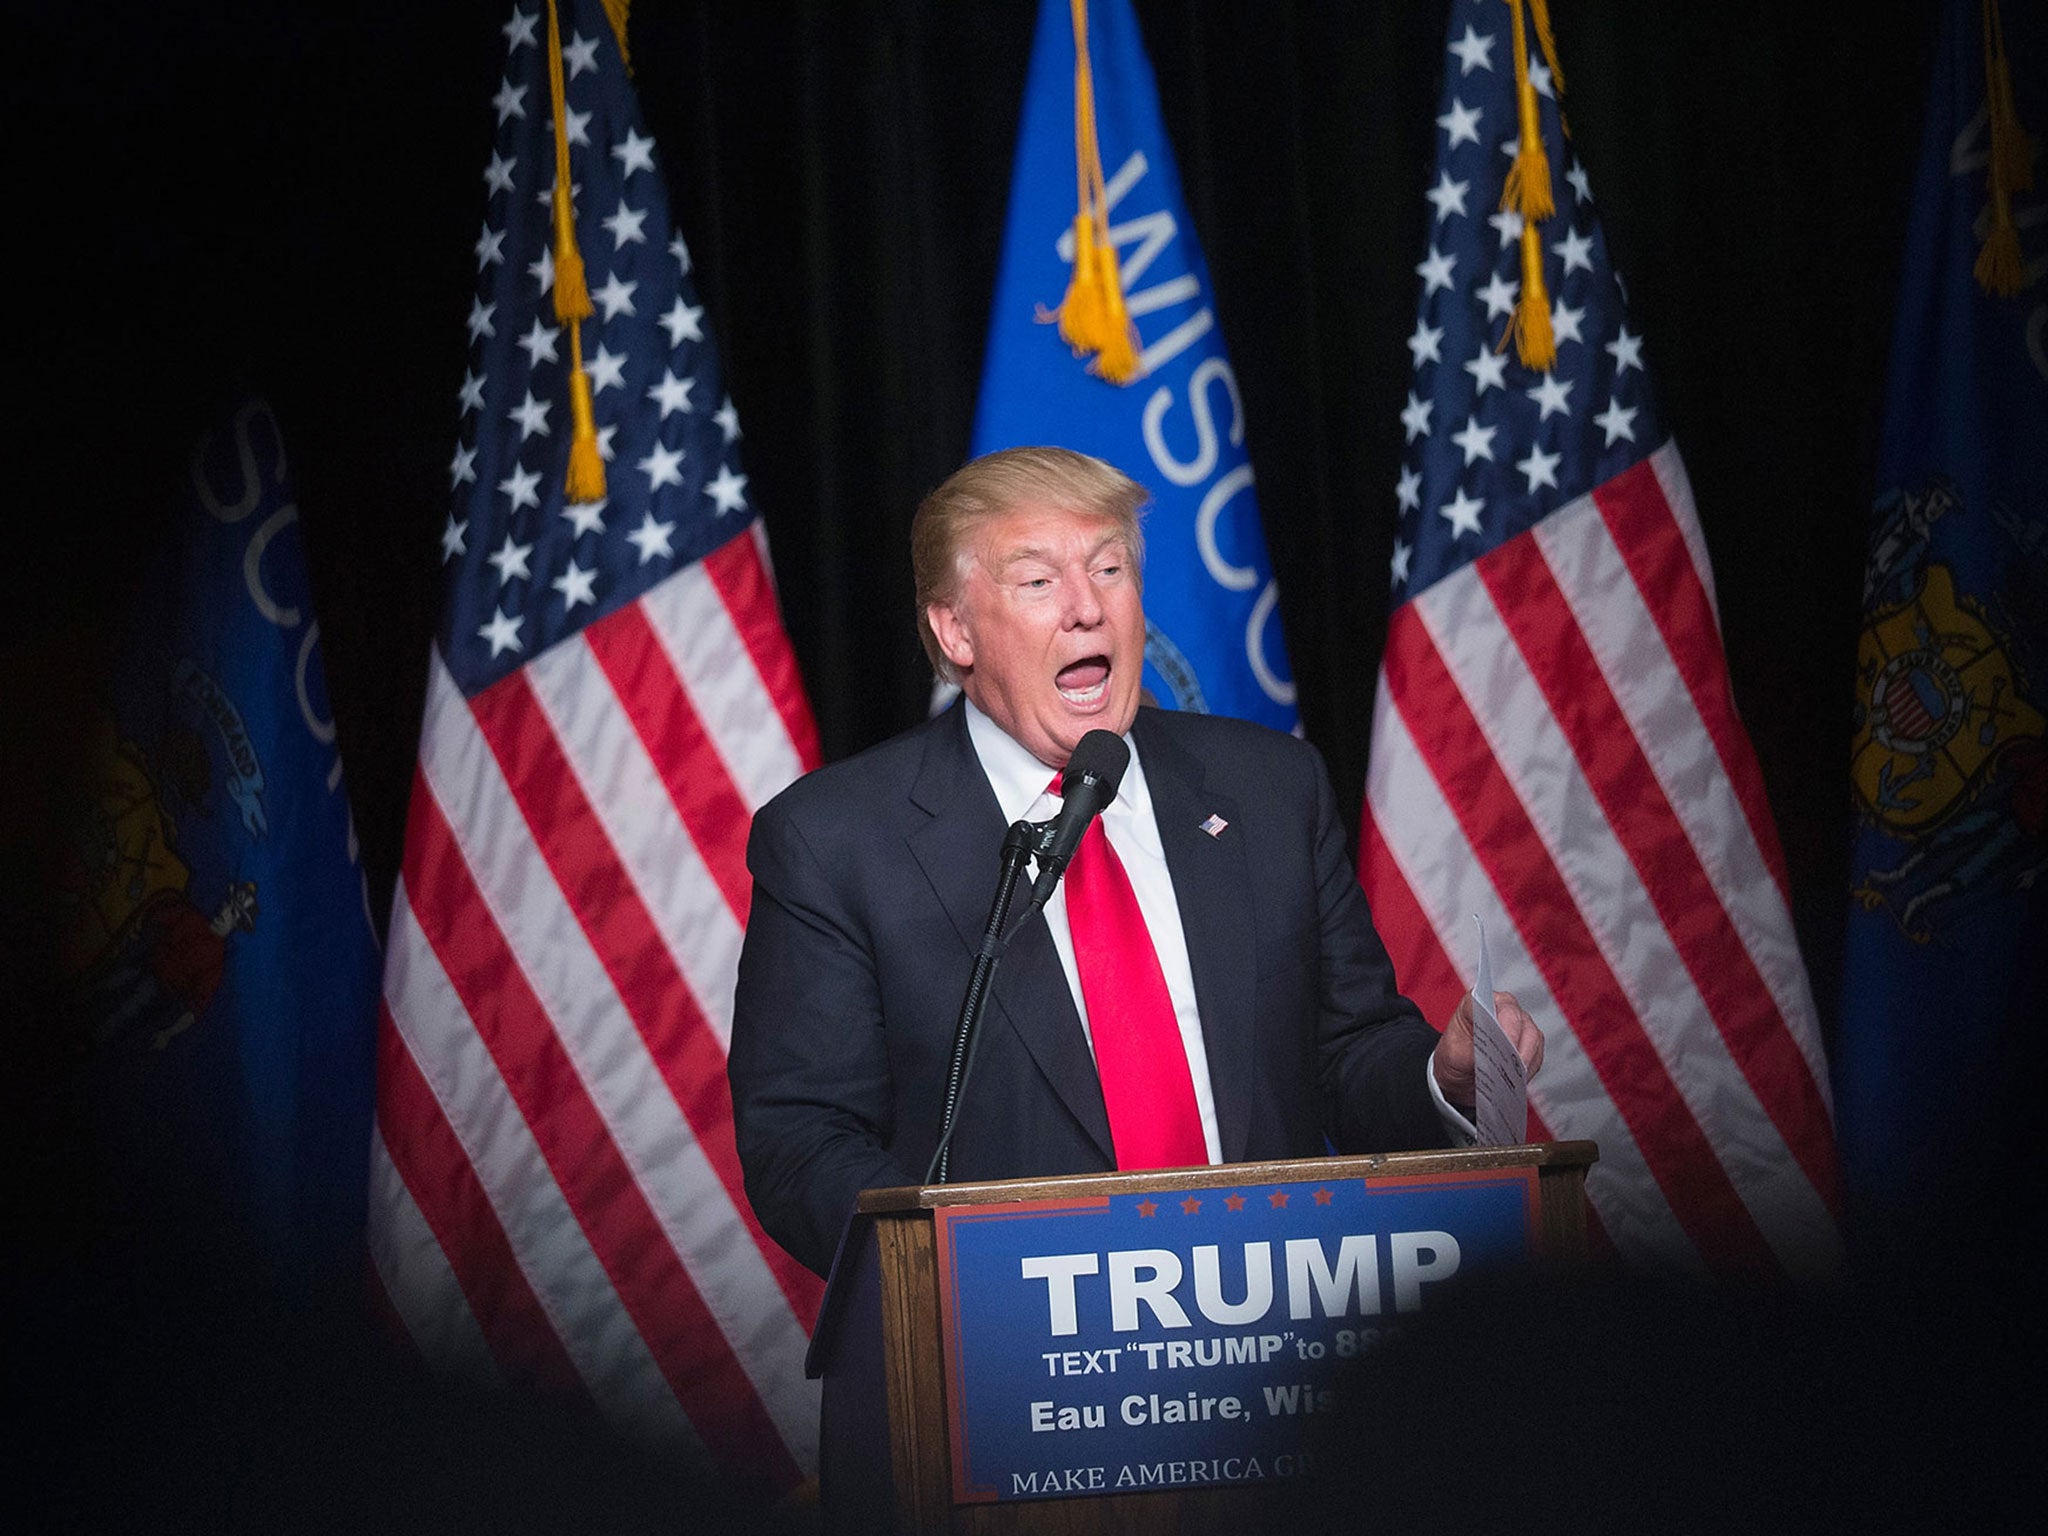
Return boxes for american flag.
[367,1,823,1490]
[1360,0,1840,1279]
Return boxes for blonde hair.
[911,446,1149,683]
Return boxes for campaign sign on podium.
[933,1167,1539,1504]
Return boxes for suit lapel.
[1136,714,1257,1163]
[906,707,1114,1162]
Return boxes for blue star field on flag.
[1395,1,1662,602]
[446,2,753,699]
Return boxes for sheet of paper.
[1469,914,1528,1147]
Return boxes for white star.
[1406,319,1444,369]
[561,498,607,537]
[1416,245,1457,296]
[637,441,686,490]
[483,152,515,197]
[499,463,542,512]
[586,342,627,395]
[713,396,741,443]
[1526,374,1575,420]
[516,318,560,368]
[603,200,648,247]
[1464,345,1509,395]
[1439,487,1486,538]
[562,31,601,77]
[1550,299,1586,346]
[1400,391,1434,442]
[1566,160,1594,204]
[595,423,618,462]
[466,297,496,342]
[593,271,638,320]
[1448,25,1495,74]
[1451,415,1499,465]
[475,223,506,270]
[449,442,477,487]
[478,606,525,657]
[627,511,677,565]
[647,368,695,417]
[440,514,467,563]
[528,244,555,296]
[612,128,657,177]
[552,560,599,610]
[502,9,538,51]
[1529,58,1555,99]
[1392,468,1425,518]
[458,370,486,415]
[1595,399,1639,446]
[1436,97,1483,149]
[1477,271,1519,320]
[492,78,526,124]
[553,107,592,148]
[660,297,704,347]
[704,463,749,516]
[1516,444,1563,493]
[1556,226,1595,276]
[1396,465,1423,513]
[668,232,692,273]
[487,534,534,586]
[1424,172,1470,223]
[508,390,552,440]
[1605,325,1644,375]
[1488,208,1524,248]
[1390,540,1412,587]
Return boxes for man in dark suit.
[729,447,1542,1278]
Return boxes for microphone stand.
[928,817,1052,1184]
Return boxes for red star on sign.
[1312,1188,1334,1206]
[1180,1196,1202,1214]
[1136,1199,1158,1218]
[1268,1190,1290,1208]
[1223,1194,1246,1211]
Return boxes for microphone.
[1027,729,1130,911]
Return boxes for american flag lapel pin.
[1199,813,1228,838]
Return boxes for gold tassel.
[1529,0,1566,100]
[1509,220,1557,370]
[1057,216,1110,354]
[1046,0,1143,384]
[1985,0,2035,192]
[544,0,593,323]
[1501,0,1554,220]
[1088,240,1141,384]
[1975,0,2031,296]
[565,320,607,502]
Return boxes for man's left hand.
[1431,990,1544,1108]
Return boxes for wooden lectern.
[807,1141,1597,1533]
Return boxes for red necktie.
[1055,777,1208,1170]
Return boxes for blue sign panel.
[934,1170,1538,1503]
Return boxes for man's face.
[927,501,1146,767]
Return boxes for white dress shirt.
[961,699,1475,1161]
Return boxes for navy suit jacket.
[728,702,1449,1277]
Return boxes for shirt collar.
[961,695,1155,850]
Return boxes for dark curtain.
[18,0,1932,1048]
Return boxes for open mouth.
[1056,656,1111,706]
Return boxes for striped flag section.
[1365,0,1838,1280]
[370,2,823,1493]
